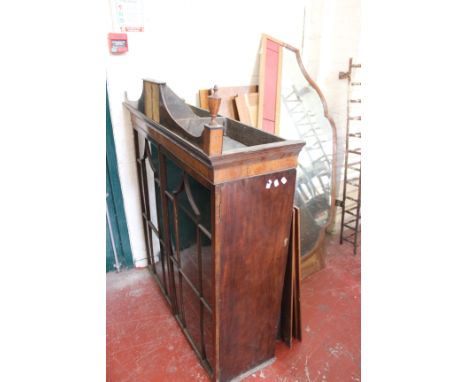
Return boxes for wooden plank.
[248,93,259,126]
[234,93,258,127]
[263,40,280,133]
[199,89,210,110]
[199,85,258,120]
[291,208,298,341]
[280,206,303,345]
[279,208,295,347]
[274,48,283,135]
[256,35,267,130]
[257,36,282,134]
[292,207,298,339]
[292,206,302,340]
[292,210,298,340]
[151,83,160,122]
[144,80,153,119]
[234,94,250,125]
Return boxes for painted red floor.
[107,234,360,382]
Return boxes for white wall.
[106,0,307,267]
[106,0,361,265]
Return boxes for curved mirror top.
[278,48,334,257]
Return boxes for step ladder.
[338,58,361,255]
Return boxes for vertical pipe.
[106,194,122,273]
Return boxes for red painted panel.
[262,39,280,134]
[262,119,275,134]
[266,39,280,53]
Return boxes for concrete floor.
[107,234,360,381]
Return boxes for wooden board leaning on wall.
[279,206,302,346]
[235,92,259,128]
[199,85,258,123]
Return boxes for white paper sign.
[113,0,144,32]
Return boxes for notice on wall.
[113,0,144,32]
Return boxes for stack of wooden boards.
[280,206,302,346]
[199,85,259,128]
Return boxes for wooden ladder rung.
[343,236,360,245]
[343,231,360,241]
[342,237,355,245]
[344,210,358,217]
[343,223,360,231]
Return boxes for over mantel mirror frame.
[257,34,338,279]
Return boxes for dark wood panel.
[292,206,302,340]
[216,169,296,381]
[280,208,295,347]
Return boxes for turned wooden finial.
[208,85,221,126]
[202,85,224,156]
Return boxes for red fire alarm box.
[108,33,128,54]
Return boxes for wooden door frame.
[106,86,133,271]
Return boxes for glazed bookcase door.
[163,153,214,374]
[133,125,215,376]
[133,131,171,301]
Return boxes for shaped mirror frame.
[257,35,337,278]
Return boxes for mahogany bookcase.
[124,80,304,382]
